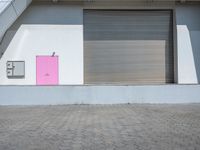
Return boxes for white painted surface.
[0,85,200,105]
[1,3,200,86]
[0,25,83,85]
[176,5,200,84]
[0,4,83,85]
[177,25,198,84]
[0,3,200,105]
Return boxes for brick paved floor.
[0,104,200,150]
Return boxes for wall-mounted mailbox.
[7,61,25,78]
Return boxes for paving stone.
[0,104,200,150]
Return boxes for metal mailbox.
[7,61,25,78]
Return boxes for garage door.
[84,10,174,84]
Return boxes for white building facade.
[0,0,200,104]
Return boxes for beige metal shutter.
[84,10,174,84]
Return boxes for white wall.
[1,85,200,105]
[2,3,200,85]
[177,25,198,84]
[176,5,200,84]
[0,4,83,85]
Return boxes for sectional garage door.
[84,10,174,84]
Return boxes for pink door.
[36,56,59,85]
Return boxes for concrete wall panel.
[0,85,200,105]
[176,5,200,84]
[0,4,83,85]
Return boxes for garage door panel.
[84,10,174,84]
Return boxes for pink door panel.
[36,56,59,85]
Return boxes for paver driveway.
[0,104,200,150]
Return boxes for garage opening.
[84,10,174,84]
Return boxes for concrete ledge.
[0,85,200,105]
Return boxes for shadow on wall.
[0,3,83,58]
[176,5,200,83]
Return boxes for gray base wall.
[0,85,200,105]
